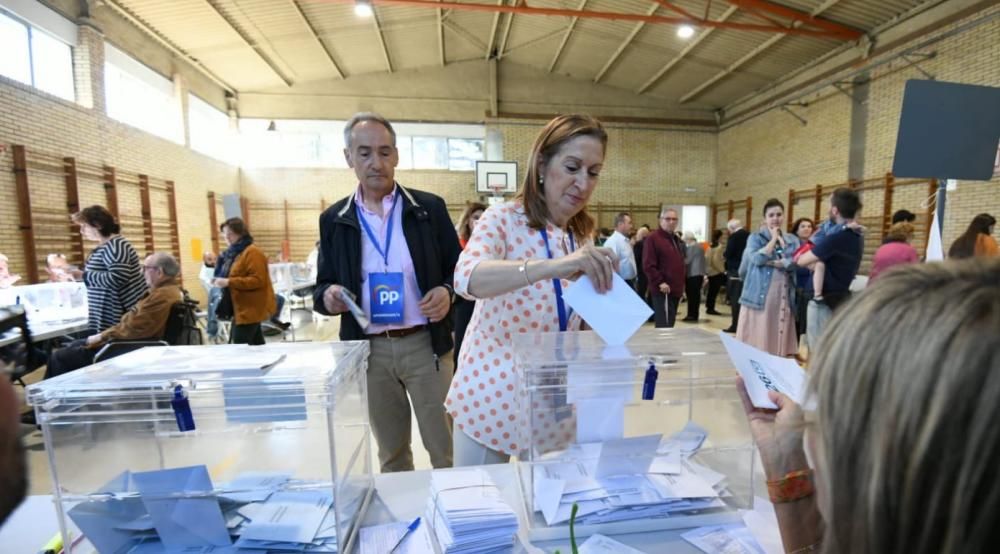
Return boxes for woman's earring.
[539,176,544,185]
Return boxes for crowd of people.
[1,111,999,551]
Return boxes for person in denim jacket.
[737,198,800,356]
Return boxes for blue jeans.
[206,287,221,338]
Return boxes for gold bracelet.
[788,542,821,553]
[519,259,533,286]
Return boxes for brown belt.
[367,324,426,339]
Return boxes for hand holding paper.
[719,332,808,409]
[563,273,653,345]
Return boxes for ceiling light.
[677,25,695,39]
[355,1,373,17]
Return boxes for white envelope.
[563,273,653,345]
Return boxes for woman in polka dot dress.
[449,114,618,465]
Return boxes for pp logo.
[374,284,400,305]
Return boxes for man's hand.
[322,284,349,315]
[658,282,670,295]
[85,334,102,348]
[213,278,229,288]
[419,286,451,322]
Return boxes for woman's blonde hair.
[810,257,1000,554]
[515,114,607,241]
[884,221,915,243]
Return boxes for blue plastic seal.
[171,384,196,432]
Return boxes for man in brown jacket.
[44,252,183,378]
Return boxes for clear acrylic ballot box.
[26,341,372,553]
[514,328,755,541]
[0,281,88,325]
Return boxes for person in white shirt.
[604,212,637,287]
[199,251,222,342]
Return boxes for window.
[237,120,485,170]
[448,138,484,171]
[0,13,31,85]
[412,136,448,169]
[681,205,709,242]
[238,119,348,168]
[188,94,234,163]
[0,10,74,101]
[105,43,183,144]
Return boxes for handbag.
[215,287,235,321]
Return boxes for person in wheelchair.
[45,252,184,379]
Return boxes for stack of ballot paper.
[425,469,519,553]
[531,424,732,527]
[66,465,357,553]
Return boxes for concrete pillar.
[73,19,105,113]
[847,72,870,182]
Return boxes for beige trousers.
[367,329,453,472]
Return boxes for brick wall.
[717,7,1000,254]
[0,75,239,304]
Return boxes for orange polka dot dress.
[449,201,584,457]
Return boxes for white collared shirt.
[604,230,637,280]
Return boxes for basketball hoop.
[488,184,506,198]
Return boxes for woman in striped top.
[71,206,148,334]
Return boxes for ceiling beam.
[810,0,844,17]
[203,0,294,86]
[288,0,344,79]
[371,5,393,72]
[548,0,588,73]
[502,26,568,56]
[485,0,504,59]
[443,19,488,52]
[678,0,847,103]
[679,32,783,102]
[594,3,659,84]
[103,0,236,94]
[649,0,696,20]
[636,5,738,94]
[723,0,861,38]
[438,3,445,66]
[329,0,861,39]
[497,3,515,58]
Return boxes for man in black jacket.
[314,113,460,472]
[722,218,749,333]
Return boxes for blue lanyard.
[356,189,399,269]
[539,227,575,332]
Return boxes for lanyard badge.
[358,191,406,324]
[539,227,576,332]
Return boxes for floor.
[15,295,742,496]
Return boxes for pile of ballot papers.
[67,465,358,553]
[425,469,519,553]
[530,422,733,527]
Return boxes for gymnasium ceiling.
[104,0,942,112]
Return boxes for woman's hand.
[736,376,809,479]
[213,278,230,289]
[769,226,786,248]
[559,245,617,293]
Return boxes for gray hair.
[660,207,678,219]
[810,258,1000,554]
[343,112,397,149]
[727,218,742,232]
[148,253,180,277]
[614,212,631,227]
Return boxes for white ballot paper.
[719,332,808,409]
[563,273,653,345]
[579,533,647,554]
